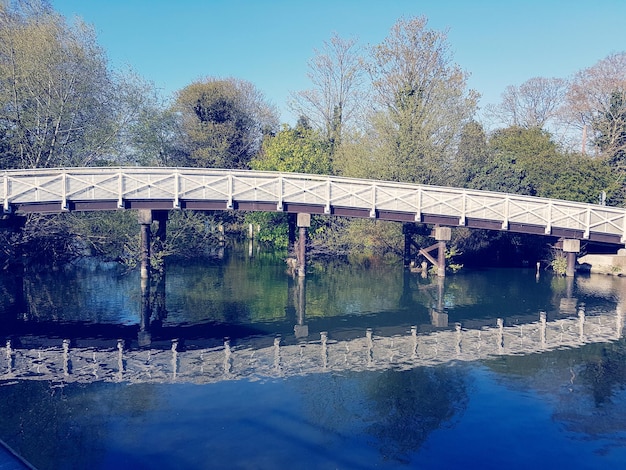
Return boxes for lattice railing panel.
[3,167,626,241]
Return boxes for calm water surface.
[1,248,626,469]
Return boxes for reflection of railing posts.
[578,304,586,342]
[617,308,624,339]
[5,340,14,375]
[294,276,308,339]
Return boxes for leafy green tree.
[475,126,557,196]
[473,126,616,203]
[247,121,333,249]
[453,121,489,188]
[251,122,332,174]
[173,77,279,169]
[122,93,186,166]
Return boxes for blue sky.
[52,0,626,124]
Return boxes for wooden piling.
[296,213,310,277]
[138,209,152,280]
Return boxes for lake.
[1,247,626,469]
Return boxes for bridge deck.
[2,167,625,244]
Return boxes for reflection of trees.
[485,338,626,438]
[0,381,161,470]
[365,367,468,461]
[579,340,626,407]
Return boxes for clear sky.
[51,0,626,124]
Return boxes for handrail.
[2,167,625,244]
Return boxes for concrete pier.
[562,239,580,277]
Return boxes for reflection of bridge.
[3,306,624,385]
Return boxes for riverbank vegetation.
[1,1,625,272]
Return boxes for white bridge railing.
[2,167,625,243]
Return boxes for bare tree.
[289,33,367,151]
[563,52,626,159]
[486,77,568,129]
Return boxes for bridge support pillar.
[434,226,452,277]
[563,239,581,277]
[403,227,412,268]
[288,213,297,249]
[138,210,152,279]
[296,213,310,277]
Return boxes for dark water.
[1,248,626,469]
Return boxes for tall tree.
[563,52,626,159]
[365,16,478,185]
[173,78,279,169]
[474,126,616,203]
[453,121,489,188]
[486,77,568,130]
[289,33,366,153]
[0,0,137,168]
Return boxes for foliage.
[470,126,617,204]
[564,52,626,160]
[0,1,143,169]
[289,33,367,152]
[120,210,228,271]
[244,212,292,249]
[123,95,186,166]
[251,123,333,174]
[173,77,279,169]
[452,121,489,188]
[364,16,478,185]
[550,253,568,276]
[338,219,403,262]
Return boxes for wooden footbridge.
[2,167,625,275]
